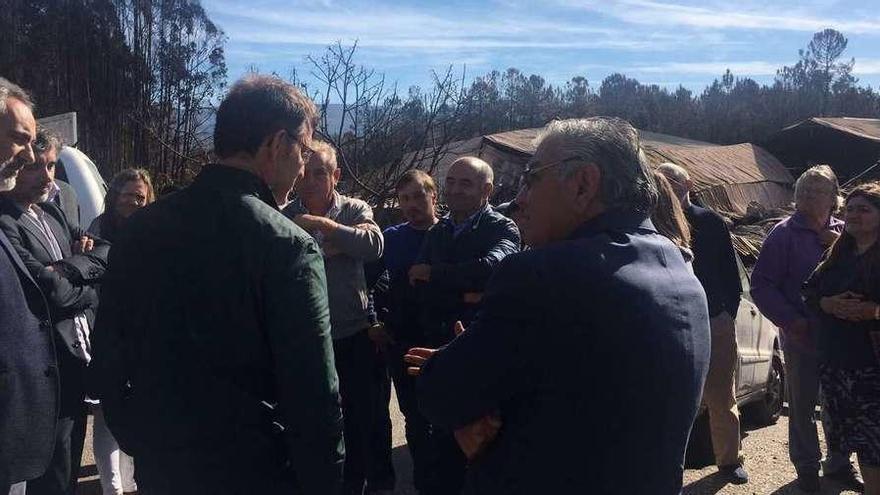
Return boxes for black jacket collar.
[194,164,278,209]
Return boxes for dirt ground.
[77,392,862,495]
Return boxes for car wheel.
[745,352,784,426]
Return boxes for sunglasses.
[518,156,583,191]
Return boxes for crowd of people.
[0,71,878,495]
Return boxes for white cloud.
[208,0,730,53]
[854,59,880,75]
[608,57,880,78]
[630,61,781,75]
[556,0,880,34]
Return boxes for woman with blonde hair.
[652,171,693,262]
[88,168,155,241]
[87,168,155,495]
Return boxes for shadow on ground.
[76,446,419,495]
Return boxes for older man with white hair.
[658,161,747,484]
[751,165,861,492]
[408,118,710,494]
[0,77,56,495]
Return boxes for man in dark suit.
[0,127,109,495]
[90,75,344,495]
[0,78,59,495]
[408,118,711,494]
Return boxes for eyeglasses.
[120,192,147,205]
[518,156,583,191]
[282,129,317,163]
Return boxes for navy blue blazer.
[0,229,57,485]
[418,210,711,495]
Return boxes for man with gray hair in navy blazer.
[408,117,711,494]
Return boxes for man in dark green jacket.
[90,75,344,495]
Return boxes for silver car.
[686,254,784,466]
[733,254,784,425]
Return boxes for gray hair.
[656,162,690,183]
[0,77,34,113]
[535,117,657,214]
[794,165,839,203]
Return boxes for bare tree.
[292,42,467,208]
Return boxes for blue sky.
[203,0,880,95]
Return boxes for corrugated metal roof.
[481,127,793,191]
[391,126,794,216]
[779,117,880,143]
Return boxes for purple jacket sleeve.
[750,226,804,328]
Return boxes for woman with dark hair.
[87,168,154,495]
[88,168,155,242]
[805,181,880,495]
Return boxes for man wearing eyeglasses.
[90,75,344,494]
[408,118,710,494]
[0,127,110,495]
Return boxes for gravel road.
[77,392,863,495]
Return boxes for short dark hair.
[213,74,318,158]
[396,169,437,197]
[34,126,63,154]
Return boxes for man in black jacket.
[659,161,747,484]
[90,75,344,495]
[0,78,58,495]
[407,157,520,495]
[409,118,711,494]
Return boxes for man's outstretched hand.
[403,321,466,376]
[402,320,502,460]
[403,347,435,376]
